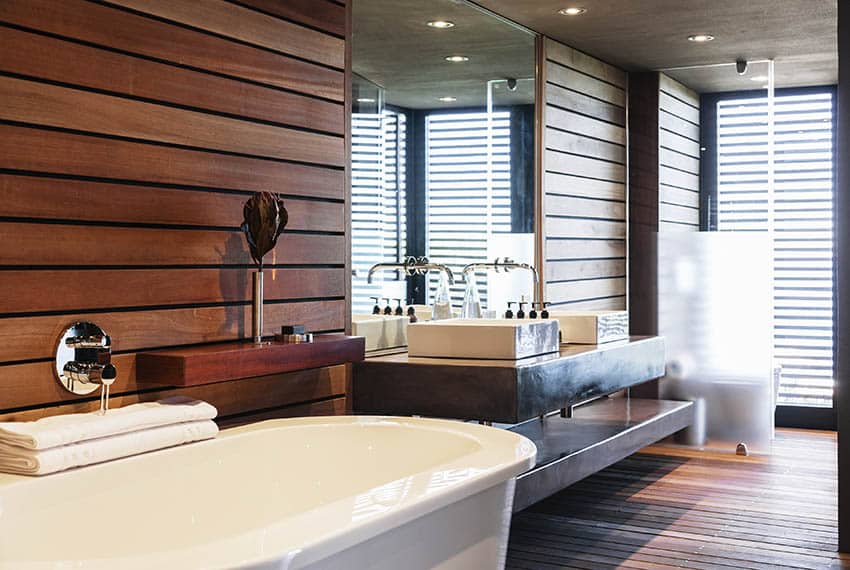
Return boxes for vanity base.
[508,397,694,512]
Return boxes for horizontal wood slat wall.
[0,0,350,419]
[659,74,700,231]
[542,38,628,310]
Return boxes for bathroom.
[0,0,846,568]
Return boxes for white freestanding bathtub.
[0,416,536,570]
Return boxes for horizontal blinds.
[426,111,511,306]
[351,111,407,314]
[716,91,834,407]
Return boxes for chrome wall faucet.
[366,256,455,285]
[461,257,539,284]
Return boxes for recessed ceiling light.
[438,96,457,102]
[750,75,769,82]
[687,34,714,42]
[558,7,586,15]
[427,20,455,29]
[356,97,375,103]
[445,55,469,63]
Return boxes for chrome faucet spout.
[366,256,454,284]
[461,257,539,284]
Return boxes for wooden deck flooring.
[507,429,846,569]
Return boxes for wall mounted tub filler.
[241,192,288,344]
[55,321,117,413]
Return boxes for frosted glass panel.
[658,232,774,453]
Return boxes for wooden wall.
[540,38,628,311]
[658,74,700,231]
[0,0,351,422]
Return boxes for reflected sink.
[550,310,629,344]
[407,318,559,360]
[352,314,409,352]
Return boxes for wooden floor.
[507,429,846,569]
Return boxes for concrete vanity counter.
[353,336,666,423]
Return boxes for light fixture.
[427,20,455,28]
[558,7,586,15]
[750,75,769,82]
[438,96,457,102]
[687,34,714,42]
[356,97,376,103]
[445,55,469,62]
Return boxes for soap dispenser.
[541,302,551,319]
[517,300,527,319]
[371,296,381,315]
[529,303,538,319]
[382,298,393,316]
[461,272,482,319]
[393,299,404,316]
[432,272,452,320]
[407,301,418,323]
[505,302,515,319]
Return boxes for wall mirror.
[351,0,538,327]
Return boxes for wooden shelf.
[137,334,365,386]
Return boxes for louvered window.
[425,111,512,306]
[716,90,835,407]
[351,110,407,314]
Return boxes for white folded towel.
[0,419,218,476]
[0,396,217,451]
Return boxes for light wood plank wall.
[541,38,628,310]
[0,0,351,422]
[658,74,700,231]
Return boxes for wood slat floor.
[507,429,847,569]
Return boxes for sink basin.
[550,310,629,344]
[407,318,559,360]
[352,314,408,352]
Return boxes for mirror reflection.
[351,0,537,343]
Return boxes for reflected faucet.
[367,256,455,285]
[461,257,539,284]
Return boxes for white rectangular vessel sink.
[352,314,408,352]
[550,310,629,344]
[407,318,560,360]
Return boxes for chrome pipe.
[252,270,264,344]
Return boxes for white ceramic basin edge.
[0,416,537,570]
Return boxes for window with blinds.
[425,111,512,306]
[716,90,835,407]
[351,110,407,314]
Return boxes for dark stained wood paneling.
[0,175,343,232]
[0,0,343,101]
[507,429,844,569]
[0,223,344,266]
[0,77,344,167]
[234,0,346,37]
[105,0,344,69]
[0,300,346,363]
[0,0,352,419]
[0,268,345,314]
[659,75,700,231]
[542,38,628,310]
[0,27,343,135]
[0,125,343,200]
[0,364,348,422]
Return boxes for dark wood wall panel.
[542,38,628,311]
[0,0,351,419]
[658,74,700,231]
[0,0,343,100]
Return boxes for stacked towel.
[0,396,218,476]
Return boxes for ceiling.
[353,0,536,109]
[473,0,837,93]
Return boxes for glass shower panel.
[658,232,775,453]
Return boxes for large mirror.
[351,0,538,346]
